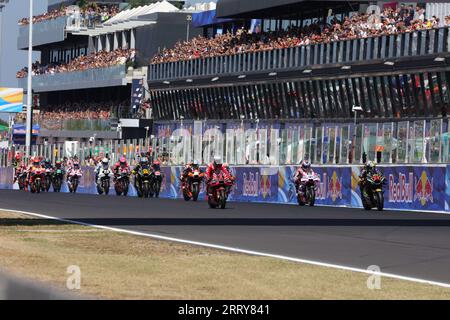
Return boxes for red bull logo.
[243,172,259,197]
[260,174,271,199]
[414,171,433,206]
[388,172,413,203]
[327,171,342,201]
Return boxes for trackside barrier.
[1,165,449,213]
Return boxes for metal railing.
[150,27,450,81]
[17,65,127,92]
[2,118,447,168]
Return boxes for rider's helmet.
[301,160,311,171]
[140,157,149,166]
[73,161,80,169]
[44,158,51,166]
[119,156,127,167]
[212,156,222,169]
[101,157,109,169]
[153,160,160,166]
[32,156,40,167]
[366,161,375,171]
[14,152,22,162]
[55,159,62,167]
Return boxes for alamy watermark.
[366,265,381,290]
[66,265,81,290]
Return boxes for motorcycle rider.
[294,160,314,194]
[42,158,54,170]
[205,156,231,195]
[179,161,194,185]
[13,152,26,182]
[222,162,235,197]
[27,156,43,186]
[132,156,150,189]
[150,160,161,173]
[54,159,66,175]
[95,157,110,183]
[359,161,381,195]
[113,156,131,181]
[67,160,82,182]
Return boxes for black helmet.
[301,160,311,171]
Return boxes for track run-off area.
[1,189,450,287]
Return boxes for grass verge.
[0,210,449,299]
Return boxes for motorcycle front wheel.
[219,190,226,209]
[375,191,384,211]
[192,184,199,201]
[154,181,161,198]
[308,188,316,207]
[297,193,305,206]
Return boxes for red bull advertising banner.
[228,166,278,203]
[351,165,446,212]
[278,166,351,206]
[2,165,449,213]
[445,165,450,213]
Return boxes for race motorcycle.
[297,172,320,206]
[68,168,82,193]
[29,167,45,194]
[52,168,65,192]
[149,164,162,198]
[182,166,204,202]
[15,168,28,191]
[136,167,152,198]
[360,171,386,211]
[207,171,233,209]
[114,168,130,196]
[97,167,112,195]
[43,167,53,192]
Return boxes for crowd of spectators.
[37,103,112,121]
[13,102,118,126]
[16,48,136,78]
[18,4,119,26]
[151,5,446,64]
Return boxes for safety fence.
[0,164,448,213]
[0,118,449,168]
[150,27,450,81]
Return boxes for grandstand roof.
[70,0,179,36]
[216,0,366,18]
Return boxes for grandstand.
[146,0,450,165]
[15,0,202,145]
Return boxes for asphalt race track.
[1,189,450,285]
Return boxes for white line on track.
[2,207,450,289]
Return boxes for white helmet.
[101,157,109,165]
[213,156,222,168]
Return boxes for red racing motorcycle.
[207,171,233,209]
[29,167,45,194]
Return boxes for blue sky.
[0,0,47,121]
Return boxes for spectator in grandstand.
[16,49,136,78]
[150,6,439,64]
[18,4,119,26]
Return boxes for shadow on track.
[3,217,450,227]
[0,218,71,227]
